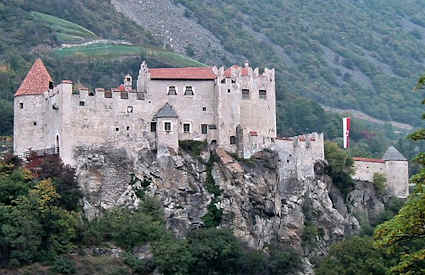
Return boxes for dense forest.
[174,0,425,127]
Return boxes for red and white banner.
[343,117,351,149]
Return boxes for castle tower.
[14,58,52,157]
[154,103,179,156]
[383,146,409,198]
[124,74,132,91]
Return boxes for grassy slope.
[176,0,425,126]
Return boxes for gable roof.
[15,58,53,97]
[382,146,407,161]
[154,103,178,118]
[149,67,216,80]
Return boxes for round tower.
[14,58,52,157]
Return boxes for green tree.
[316,237,388,275]
[373,77,425,274]
[324,141,354,198]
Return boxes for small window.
[183,123,190,133]
[184,86,194,96]
[221,79,226,84]
[33,121,37,126]
[49,81,54,90]
[137,92,144,100]
[259,90,267,99]
[209,124,217,130]
[228,89,231,93]
[126,77,131,82]
[89,91,95,96]
[116,128,119,132]
[150,122,157,132]
[202,107,207,112]
[105,91,112,98]
[201,124,208,134]
[127,106,133,113]
[168,86,177,95]
[164,122,171,131]
[79,101,85,106]
[127,126,130,131]
[19,103,23,109]
[231,79,236,84]
[121,92,128,99]
[230,136,236,145]
[242,89,250,99]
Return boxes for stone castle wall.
[352,161,385,182]
[353,159,409,199]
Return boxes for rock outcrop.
[76,143,385,269]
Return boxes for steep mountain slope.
[113,0,425,126]
[0,1,203,135]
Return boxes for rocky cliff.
[76,143,385,271]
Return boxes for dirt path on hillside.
[321,105,414,130]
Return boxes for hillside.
[0,1,205,135]
[113,0,425,127]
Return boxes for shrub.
[373,173,386,195]
[51,256,76,274]
[179,140,207,156]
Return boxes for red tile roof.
[224,65,249,78]
[15,59,53,97]
[149,67,216,80]
[353,157,385,163]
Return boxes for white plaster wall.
[14,94,46,156]
[157,117,179,154]
[352,161,385,182]
[215,77,241,151]
[385,161,409,198]
[240,69,276,138]
[147,80,216,142]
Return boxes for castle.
[13,59,296,165]
[14,59,410,198]
[352,146,409,198]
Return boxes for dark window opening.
[49,81,54,90]
[211,140,217,145]
[242,89,250,99]
[150,122,157,132]
[259,90,267,99]
[183,123,190,133]
[121,92,128,99]
[127,106,133,113]
[228,89,231,93]
[116,128,119,132]
[79,101,85,106]
[202,107,207,111]
[105,91,112,98]
[127,77,131,82]
[184,86,194,96]
[33,121,37,126]
[127,126,130,131]
[231,79,236,84]
[19,103,23,109]
[164,122,171,131]
[137,92,145,100]
[221,79,226,84]
[89,91,95,96]
[201,124,208,134]
[230,136,236,145]
[168,86,177,95]
[208,124,217,130]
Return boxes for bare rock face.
[111,0,239,65]
[76,144,362,265]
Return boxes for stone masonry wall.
[352,161,385,182]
